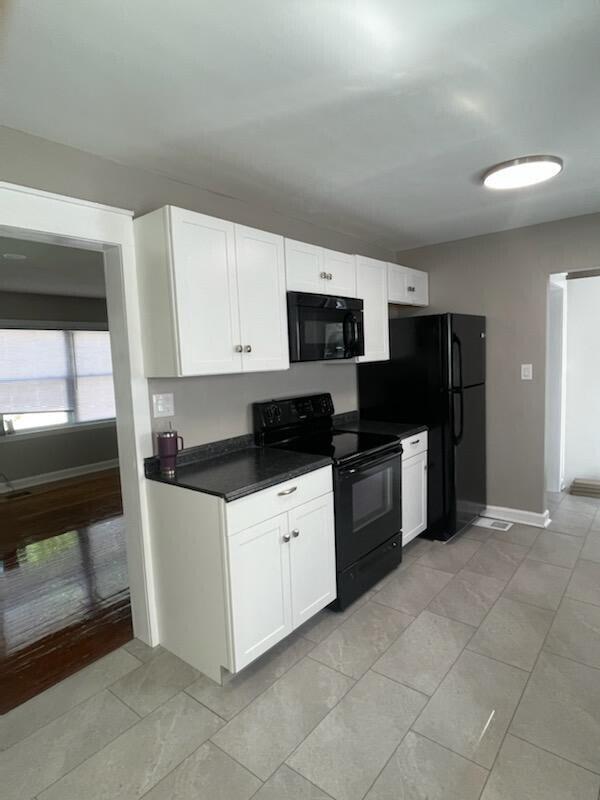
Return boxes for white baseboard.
[0,458,119,493]
[482,505,551,529]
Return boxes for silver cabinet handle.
[407,286,416,292]
[244,345,252,353]
[235,345,243,353]
[320,271,327,279]
[410,439,420,445]
[292,528,300,538]
[278,486,297,496]
[283,533,291,542]
[327,273,333,280]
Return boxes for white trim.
[482,505,551,529]
[0,181,158,646]
[0,418,116,442]
[0,181,132,217]
[0,459,119,493]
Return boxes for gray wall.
[0,290,108,325]
[149,362,357,447]
[397,212,600,514]
[0,423,118,483]
[0,126,398,453]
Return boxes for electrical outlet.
[521,364,533,381]
[152,392,174,417]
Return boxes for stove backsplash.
[148,361,357,452]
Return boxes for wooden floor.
[0,469,132,713]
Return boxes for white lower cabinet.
[228,492,336,670]
[288,495,336,628]
[401,433,428,545]
[147,466,335,682]
[227,514,293,670]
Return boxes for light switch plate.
[152,392,175,417]
[521,363,533,381]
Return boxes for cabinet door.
[402,451,428,545]
[285,239,324,293]
[387,263,409,304]
[235,225,289,373]
[288,494,336,629]
[356,256,389,363]
[169,208,242,375]
[227,514,292,671]
[322,249,357,297]
[405,268,429,306]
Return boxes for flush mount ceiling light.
[2,252,27,260]
[482,155,563,190]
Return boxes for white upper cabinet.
[235,224,289,373]
[284,238,324,293]
[356,256,389,363]
[285,238,357,297]
[322,248,357,297]
[388,263,429,306]
[134,206,288,376]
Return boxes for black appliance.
[287,292,364,362]
[253,393,402,609]
[358,313,486,541]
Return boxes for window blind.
[0,329,115,424]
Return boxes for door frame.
[0,181,158,644]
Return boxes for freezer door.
[451,383,486,532]
[449,315,486,389]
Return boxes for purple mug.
[157,430,184,477]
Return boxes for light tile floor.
[3,492,600,800]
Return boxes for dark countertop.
[146,446,331,502]
[337,419,428,440]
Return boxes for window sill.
[0,419,116,442]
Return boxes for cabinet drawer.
[401,431,428,460]
[226,466,333,534]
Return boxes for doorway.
[0,237,133,710]
[545,268,600,511]
[0,182,156,712]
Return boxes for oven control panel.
[253,393,335,431]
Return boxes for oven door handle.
[340,449,401,475]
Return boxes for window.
[0,329,115,433]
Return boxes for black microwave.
[287,291,365,362]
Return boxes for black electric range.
[253,393,403,609]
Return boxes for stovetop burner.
[271,429,399,465]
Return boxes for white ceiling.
[2,1,600,250]
[0,237,106,297]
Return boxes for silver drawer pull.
[410,439,420,445]
[278,486,297,496]
[292,528,300,538]
[283,533,291,543]
[320,271,327,279]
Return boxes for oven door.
[334,449,402,570]
[288,292,364,362]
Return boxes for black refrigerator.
[357,313,486,541]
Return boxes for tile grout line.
[25,689,148,799]
[1,651,145,753]
[508,731,600,778]
[183,633,317,723]
[474,541,576,798]
[206,738,267,782]
[105,686,143,719]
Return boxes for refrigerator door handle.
[452,333,464,392]
[453,388,465,445]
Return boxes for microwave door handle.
[343,313,357,356]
